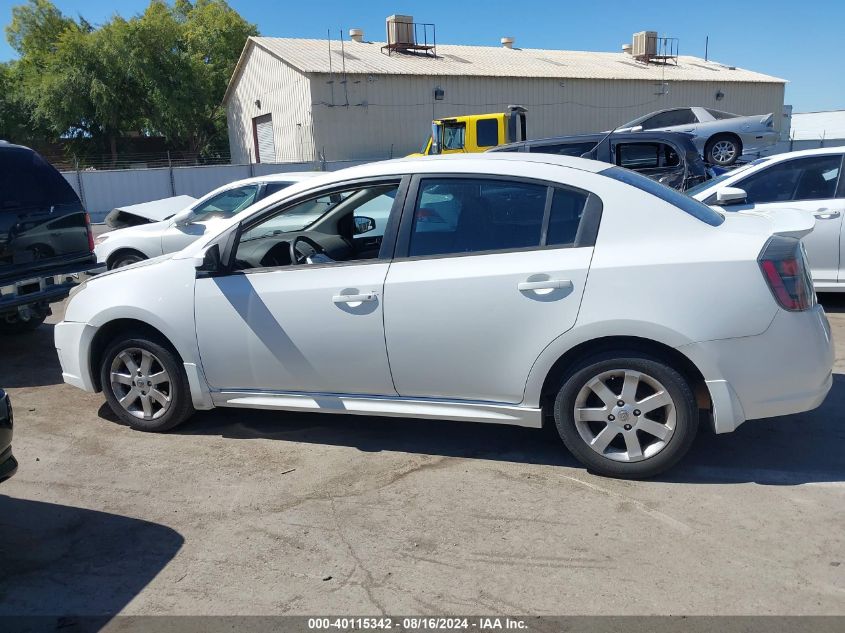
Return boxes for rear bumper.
[680,305,834,433]
[739,130,779,154]
[0,257,96,313]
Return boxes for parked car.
[0,141,95,334]
[55,154,833,479]
[489,131,709,191]
[94,172,322,269]
[0,389,16,483]
[687,147,845,291]
[615,107,778,167]
[104,195,197,229]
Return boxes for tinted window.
[0,147,80,210]
[643,109,697,129]
[736,156,843,204]
[263,182,293,197]
[528,141,597,157]
[616,143,680,169]
[409,179,547,257]
[602,167,724,226]
[476,119,499,147]
[192,185,260,219]
[547,188,590,246]
[705,109,739,120]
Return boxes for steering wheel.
[289,235,328,264]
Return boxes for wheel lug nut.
[633,409,641,416]
[624,424,632,431]
[608,414,615,421]
[617,400,625,407]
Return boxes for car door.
[613,141,686,190]
[160,184,262,255]
[383,176,600,404]
[725,154,844,283]
[193,178,405,395]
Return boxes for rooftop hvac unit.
[632,31,658,59]
[386,15,415,47]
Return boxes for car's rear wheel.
[553,353,698,479]
[109,251,146,270]
[705,134,741,166]
[99,334,194,432]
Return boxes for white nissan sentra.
[54,154,834,478]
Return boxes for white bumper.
[681,305,834,433]
[54,320,99,392]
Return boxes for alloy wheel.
[711,140,737,165]
[573,369,676,462]
[109,347,172,420]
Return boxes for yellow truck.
[411,106,527,156]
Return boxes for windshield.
[684,159,769,197]
[240,192,353,241]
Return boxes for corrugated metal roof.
[249,36,786,83]
[790,110,845,140]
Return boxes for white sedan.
[688,147,845,291]
[94,172,320,269]
[55,154,833,478]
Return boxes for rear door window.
[407,178,595,257]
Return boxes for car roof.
[754,146,845,162]
[230,171,323,187]
[494,130,696,151]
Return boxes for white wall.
[226,44,316,164]
[308,74,785,161]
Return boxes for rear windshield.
[601,166,724,226]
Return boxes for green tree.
[4,0,256,161]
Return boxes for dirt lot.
[1,295,844,616]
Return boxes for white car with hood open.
[55,154,833,478]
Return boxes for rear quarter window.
[601,166,724,226]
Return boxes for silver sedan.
[617,106,778,166]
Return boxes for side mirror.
[193,243,221,273]
[715,187,747,206]
[630,125,643,133]
[353,216,376,235]
[173,210,194,227]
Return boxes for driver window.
[192,185,260,220]
[234,182,400,270]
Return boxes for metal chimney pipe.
[349,28,364,43]
[501,36,515,49]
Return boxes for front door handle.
[518,279,573,292]
[332,292,378,304]
[814,209,841,220]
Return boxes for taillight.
[85,212,95,252]
[759,236,815,311]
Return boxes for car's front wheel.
[705,134,742,166]
[553,353,698,479]
[109,251,147,270]
[99,333,195,431]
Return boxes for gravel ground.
[0,294,843,616]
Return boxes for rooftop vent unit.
[349,28,364,43]
[632,30,679,65]
[501,36,515,49]
[382,14,437,57]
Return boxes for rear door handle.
[518,279,573,292]
[814,209,841,220]
[332,292,378,304]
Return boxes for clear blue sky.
[1,0,842,112]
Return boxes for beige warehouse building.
[224,24,786,164]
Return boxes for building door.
[252,114,276,163]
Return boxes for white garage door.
[254,114,276,163]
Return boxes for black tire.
[109,251,146,270]
[705,134,742,166]
[0,312,47,335]
[552,352,698,479]
[99,332,194,432]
